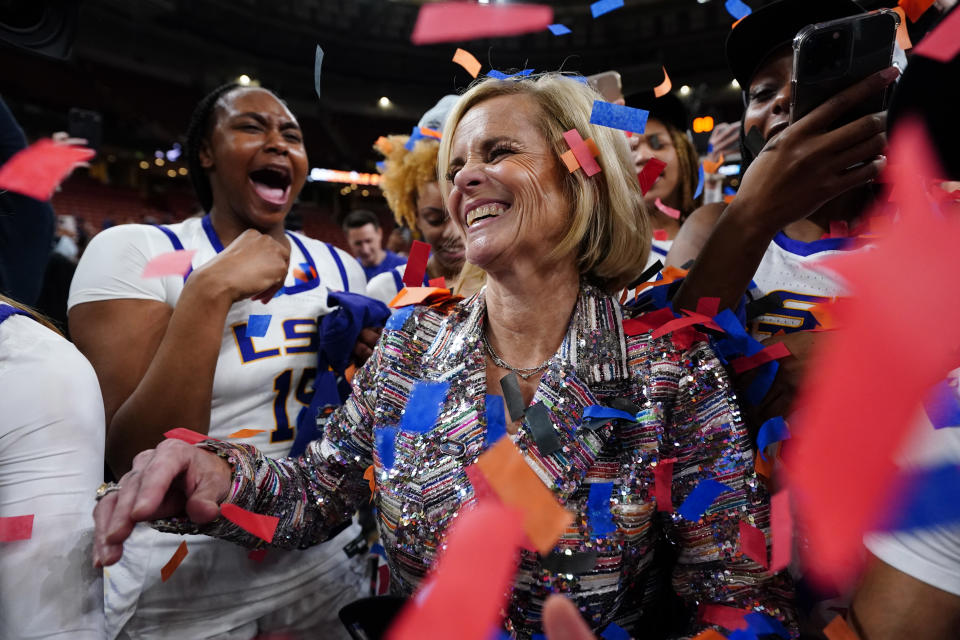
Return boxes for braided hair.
[185,82,241,212]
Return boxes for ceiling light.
[139,161,149,170]
[178,167,188,176]
[166,169,176,178]
[238,74,252,86]
[378,96,392,108]
[154,157,165,167]
[679,85,691,96]
[731,79,741,89]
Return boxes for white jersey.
[865,369,960,597]
[366,264,406,305]
[68,217,367,639]
[0,307,105,639]
[747,232,860,340]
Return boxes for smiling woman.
[67,83,368,639]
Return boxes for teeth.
[466,203,507,227]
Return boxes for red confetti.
[248,548,268,563]
[653,229,669,241]
[403,241,431,289]
[653,458,676,512]
[729,342,791,374]
[637,158,667,195]
[651,311,721,340]
[0,514,33,542]
[220,503,279,544]
[695,297,721,319]
[623,308,676,336]
[785,119,960,589]
[562,129,602,177]
[770,490,792,573]
[913,2,960,61]
[142,250,197,279]
[160,540,189,582]
[697,603,751,631]
[828,220,849,239]
[0,139,94,201]
[427,277,446,289]
[387,502,525,640]
[738,520,768,569]
[411,2,553,45]
[163,427,209,445]
[464,463,499,506]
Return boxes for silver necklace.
[481,331,552,380]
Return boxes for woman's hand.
[92,439,233,567]
[191,229,291,304]
[352,327,382,367]
[542,595,598,640]
[732,67,899,237]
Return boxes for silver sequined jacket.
[192,285,796,638]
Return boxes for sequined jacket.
[195,285,796,638]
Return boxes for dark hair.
[185,82,241,212]
[342,209,381,231]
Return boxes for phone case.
[790,9,899,125]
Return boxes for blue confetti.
[745,612,790,638]
[677,478,732,521]
[400,381,449,433]
[757,416,791,461]
[386,306,415,331]
[590,0,624,19]
[405,125,428,151]
[747,360,779,406]
[723,186,737,196]
[725,0,752,20]
[693,163,705,200]
[583,404,636,429]
[570,75,589,84]
[712,308,752,359]
[485,394,507,446]
[588,482,617,535]
[488,69,534,80]
[245,314,271,338]
[590,100,649,135]
[878,464,960,532]
[600,622,630,640]
[547,23,571,36]
[924,379,960,429]
[375,426,398,470]
[728,630,758,640]
[376,160,386,172]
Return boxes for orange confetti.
[474,438,574,554]
[731,16,745,29]
[364,464,376,502]
[228,429,266,438]
[892,7,913,50]
[809,299,840,331]
[692,631,728,640]
[452,47,482,78]
[375,136,394,154]
[420,127,442,139]
[703,155,724,174]
[388,286,447,309]
[898,0,935,23]
[653,66,672,98]
[631,264,689,296]
[723,194,736,204]
[160,540,189,582]
[754,447,776,479]
[823,615,860,640]
[560,150,580,173]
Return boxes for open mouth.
[466,203,508,227]
[249,166,292,206]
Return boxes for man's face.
[346,223,384,267]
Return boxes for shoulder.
[297,235,365,288]
[665,202,727,268]
[367,267,403,305]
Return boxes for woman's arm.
[70,228,290,476]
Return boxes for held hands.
[732,67,900,237]
[193,229,291,304]
[92,439,233,568]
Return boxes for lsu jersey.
[68,216,367,639]
[747,232,864,340]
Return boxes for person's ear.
[198,138,215,169]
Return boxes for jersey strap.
[282,233,322,295]
[324,243,350,293]
[200,214,226,253]
[0,303,30,327]
[391,269,403,293]
[153,224,193,282]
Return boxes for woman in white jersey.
[68,83,368,639]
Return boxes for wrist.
[718,198,781,245]
[181,267,237,310]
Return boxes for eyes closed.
[445,140,519,183]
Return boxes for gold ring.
[95,481,121,501]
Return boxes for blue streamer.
[694,163,705,200]
[375,426,398,470]
[590,100,649,135]
[924,379,960,429]
[245,314,271,338]
[485,394,507,446]
[725,0,752,20]
[728,630,758,640]
[878,463,960,532]
[757,416,791,461]
[405,125,427,151]
[386,306,416,331]
[745,612,790,638]
[747,360,779,406]
[488,69,533,80]
[677,478,732,521]
[587,482,617,536]
[400,381,449,434]
[590,0,624,18]
[723,186,737,196]
[600,622,630,640]
[584,404,636,423]
[547,23,571,35]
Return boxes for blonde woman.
[93,74,794,638]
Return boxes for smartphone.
[68,107,102,151]
[790,10,899,126]
[588,71,623,104]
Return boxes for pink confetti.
[913,5,960,62]
[654,197,681,219]
[142,250,197,279]
[0,139,94,201]
[411,2,553,45]
[770,490,792,573]
[0,514,34,542]
[739,520,769,569]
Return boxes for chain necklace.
[481,330,552,380]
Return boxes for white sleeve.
[67,224,181,309]
[0,316,106,639]
[366,267,403,305]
